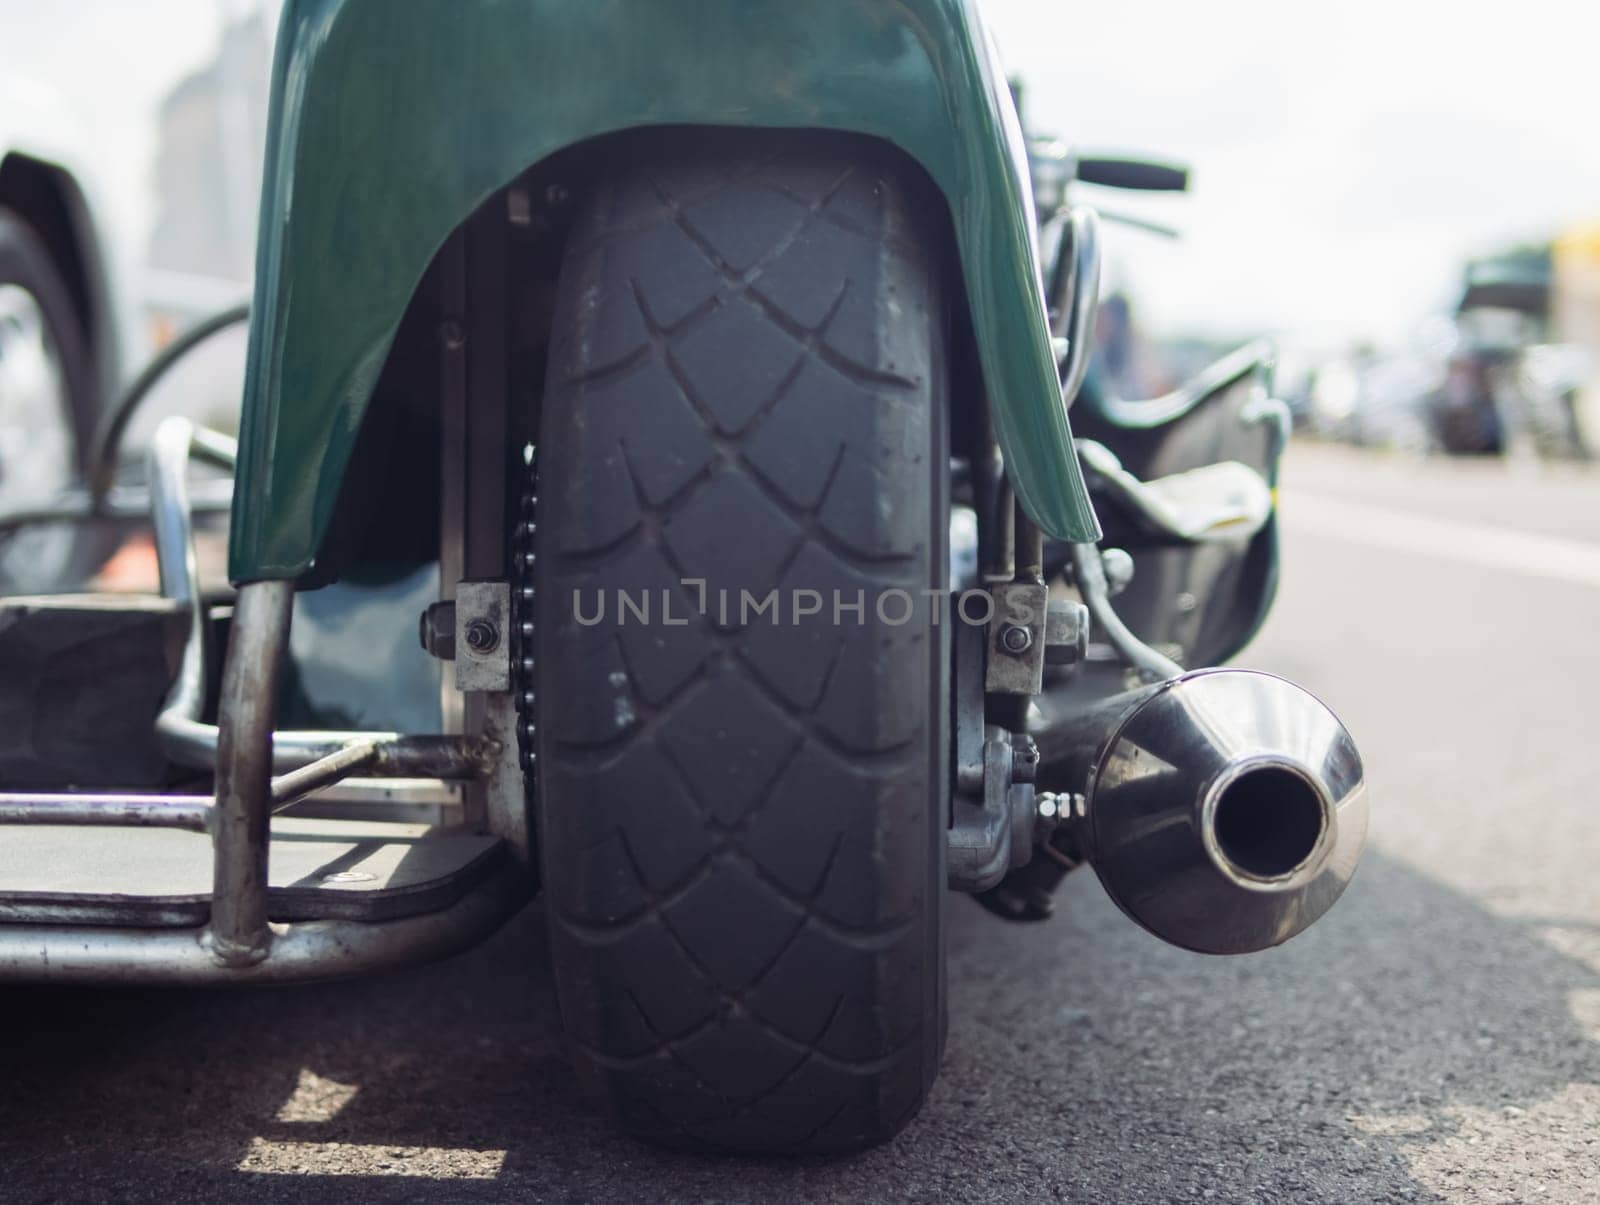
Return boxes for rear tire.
[532,134,950,1152]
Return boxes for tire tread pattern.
[536,135,945,1152]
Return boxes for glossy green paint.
[230,0,1101,582]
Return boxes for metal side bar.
[0,421,236,539]
[150,417,210,756]
[0,417,493,832]
[0,856,528,985]
[271,741,380,812]
[0,795,212,830]
[0,414,520,978]
[208,579,294,966]
[147,415,493,777]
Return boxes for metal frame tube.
[0,859,528,985]
[143,414,492,779]
[158,723,497,778]
[150,419,209,752]
[974,434,1015,584]
[1014,499,1044,585]
[208,579,294,967]
[0,795,212,830]
[273,734,496,778]
[270,741,380,812]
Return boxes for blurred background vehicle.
[0,0,271,593]
[987,0,1600,469]
[1287,245,1595,460]
[0,73,126,590]
[1447,244,1590,460]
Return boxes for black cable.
[88,302,250,511]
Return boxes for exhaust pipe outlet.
[1067,669,1367,955]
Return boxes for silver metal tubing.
[209,579,295,968]
[161,717,500,779]
[269,733,497,778]
[150,418,210,765]
[144,415,493,780]
[0,859,528,986]
[1060,206,1101,409]
[1090,339,1274,431]
[1069,542,1183,683]
[188,426,238,470]
[0,416,234,542]
[160,714,497,776]
[271,740,381,812]
[0,794,212,831]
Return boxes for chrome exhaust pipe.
[1042,669,1367,954]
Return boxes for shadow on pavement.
[1,850,1596,1203]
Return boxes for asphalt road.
[4,442,1600,1203]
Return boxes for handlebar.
[1074,156,1190,193]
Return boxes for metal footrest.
[0,818,506,928]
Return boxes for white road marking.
[238,1137,506,1178]
[1281,491,1600,589]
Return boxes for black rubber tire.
[0,208,105,591]
[533,133,949,1153]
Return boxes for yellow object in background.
[1554,222,1600,449]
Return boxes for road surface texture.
[4,442,1599,1202]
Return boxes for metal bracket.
[453,581,511,693]
[947,726,1037,893]
[985,581,1049,695]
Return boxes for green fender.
[229,0,1101,582]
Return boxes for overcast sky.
[986,0,1600,344]
[2,0,1597,348]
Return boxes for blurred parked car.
[1299,247,1592,460]
[0,74,133,591]
[1304,344,1442,453]
[1448,248,1589,460]
[1,8,273,594]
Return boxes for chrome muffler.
[1039,669,1367,954]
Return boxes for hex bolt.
[999,624,1033,655]
[464,618,500,654]
[1044,599,1090,666]
[419,601,457,660]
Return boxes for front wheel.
[531,134,950,1152]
